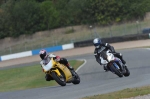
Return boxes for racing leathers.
[94,42,126,71]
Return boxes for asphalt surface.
[1,48,150,99]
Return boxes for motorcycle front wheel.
[110,64,123,77]
[51,71,66,86]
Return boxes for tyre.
[123,66,130,77]
[51,71,66,86]
[110,64,123,77]
[72,71,80,84]
[45,74,53,81]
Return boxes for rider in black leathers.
[93,38,127,71]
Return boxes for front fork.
[51,68,62,76]
[108,62,121,73]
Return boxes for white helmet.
[93,38,101,48]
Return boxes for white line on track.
[75,59,87,72]
[146,48,150,50]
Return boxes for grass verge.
[0,60,84,92]
[82,85,150,99]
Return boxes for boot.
[123,64,127,67]
[114,53,126,65]
[118,54,126,65]
[68,65,74,70]
[66,64,75,76]
[120,58,128,72]
[103,65,108,72]
[121,58,126,64]
[69,66,75,75]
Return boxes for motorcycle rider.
[93,38,127,71]
[39,49,74,81]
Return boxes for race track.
[1,48,150,99]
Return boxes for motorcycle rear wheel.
[72,71,80,84]
[123,66,130,77]
[51,71,66,86]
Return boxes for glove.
[55,58,60,62]
[55,57,60,62]
[55,56,60,61]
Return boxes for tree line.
[0,0,149,39]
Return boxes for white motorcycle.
[99,47,130,77]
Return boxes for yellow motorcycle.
[42,58,80,86]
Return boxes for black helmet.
[93,38,102,48]
[39,49,47,60]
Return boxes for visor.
[94,43,100,48]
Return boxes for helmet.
[93,38,101,48]
[39,49,47,60]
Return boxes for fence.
[0,19,150,56]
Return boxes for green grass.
[82,85,150,99]
[0,60,84,92]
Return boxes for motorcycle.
[42,58,80,86]
[99,47,130,77]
